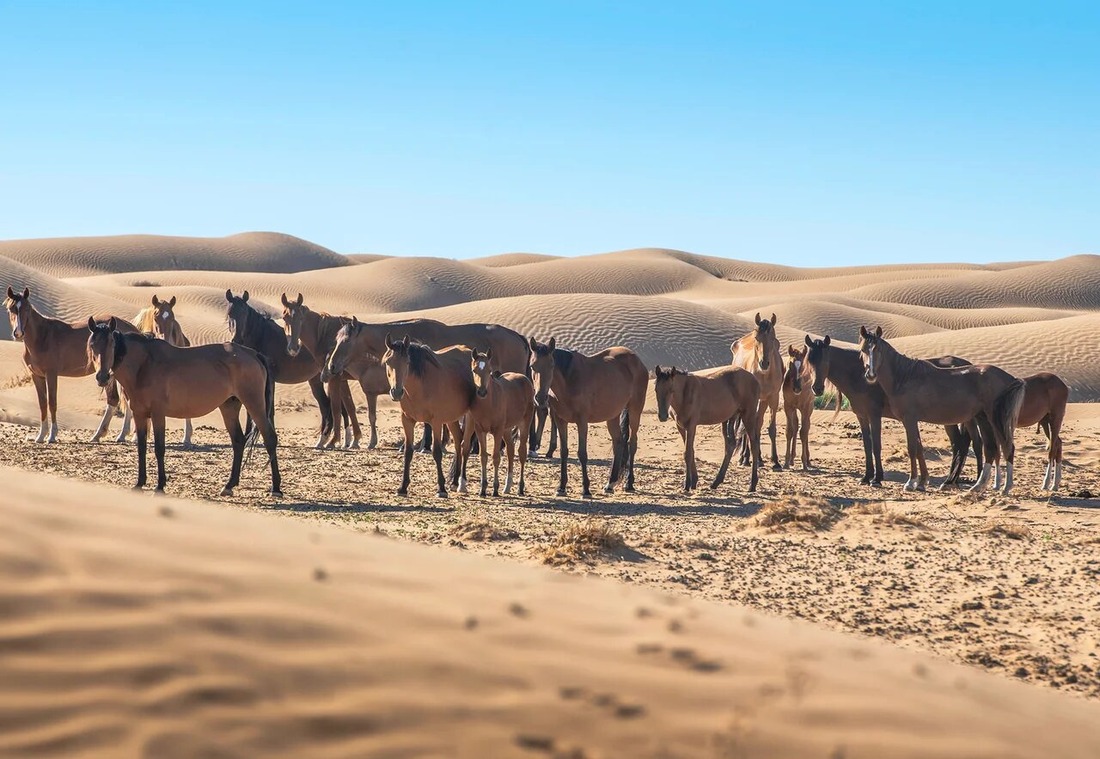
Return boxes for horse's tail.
[830,383,844,422]
[246,353,277,461]
[620,405,630,445]
[992,379,1026,456]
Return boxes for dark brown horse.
[804,335,984,487]
[459,348,536,497]
[279,292,364,449]
[528,337,648,498]
[948,372,1069,492]
[382,335,475,498]
[781,344,815,470]
[654,365,761,493]
[730,313,783,469]
[5,286,135,444]
[322,316,532,452]
[858,326,1025,493]
[87,319,280,497]
[226,290,337,447]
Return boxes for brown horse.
[5,286,136,444]
[804,335,984,487]
[654,365,761,493]
[279,292,365,449]
[87,318,281,497]
[226,290,338,448]
[323,316,531,452]
[730,313,783,469]
[858,326,1025,493]
[112,294,195,446]
[382,335,475,498]
[781,344,815,470]
[949,373,1069,492]
[459,348,535,497]
[528,337,648,498]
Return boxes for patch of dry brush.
[450,520,519,542]
[754,497,843,533]
[539,520,628,566]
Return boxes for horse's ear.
[859,326,868,339]
[804,334,814,348]
[385,332,394,350]
[485,347,492,361]
[529,336,538,352]
[875,326,882,338]
[281,293,290,308]
[87,316,97,332]
[654,364,663,376]
[771,313,777,326]
[225,289,233,302]
[401,334,410,348]
[108,316,117,332]
[152,294,160,307]
[755,312,762,326]
[548,337,556,351]
[21,287,29,300]
[788,344,798,357]
[296,292,303,306]
[168,296,176,307]
[242,291,249,302]
[6,286,14,300]
[823,335,831,347]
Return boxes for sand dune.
[1,468,1099,758]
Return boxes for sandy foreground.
[2,233,1100,756]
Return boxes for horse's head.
[528,336,556,410]
[382,332,412,401]
[753,312,779,371]
[471,348,494,398]
[804,334,832,396]
[225,289,252,343]
[150,294,179,341]
[86,316,121,387]
[6,286,31,341]
[280,292,306,357]
[653,365,681,422]
[858,325,885,384]
[323,316,361,382]
[786,344,808,395]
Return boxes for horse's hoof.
[556,488,567,497]
[396,488,408,496]
[437,490,448,499]
[582,491,593,499]
[871,481,883,488]
[219,487,233,497]
[270,489,284,498]
[604,485,615,494]
[132,484,144,491]
[624,484,635,493]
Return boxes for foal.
[87,318,281,497]
[459,348,535,497]
[781,344,815,470]
[731,313,783,469]
[654,365,761,493]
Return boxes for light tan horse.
[382,334,475,498]
[87,318,281,497]
[654,365,762,493]
[5,286,136,444]
[528,337,648,498]
[458,348,535,497]
[730,313,783,469]
[781,344,815,470]
[114,294,195,446]
[279,292,365,449]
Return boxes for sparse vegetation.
[539,520,627,565]
[450,520,519,542]
[131,279,161,287]
[983,521,1032,541]
[755,497,843,532]
[813,390,850,412]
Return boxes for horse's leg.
[152,414,168,493]
[456,419,473,493]
[432,422,448,498]
[398,414,415,496]
[91,380,119,443]
[943,424,964,486]
[218,401,245,496]
[364,387,378,450]
[712,417,736,490]
[341,379,361,449]
[545,412,558,459]
[28,374,47,443]
[477,427,489,497]
[491,430,503,497]
[530,406,546,456]
[181,418,194,448]
[308,375,331,449]
[869,413,885,486]
[115,393,133,443]
[684,423,698,492]
[45,372,59,443]
[503,428,515,495]
[576,420,592,498]
[605,417,625,493]
[133,413,149,489]
[800,406,812,469]
[784,406,797,469]
[625,402,642,492]
[748,414,761,493]
[241,388,283,497]
[855,416,873,484]
[902,418,925,491]
[556,420,569,497]
[767,398,780,470]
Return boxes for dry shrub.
[983,521,1032,541]
[850,502,929,529]
[450,520,519,542]
[755,497,842,533]
[1,371,32,390]
[539,520,627,566]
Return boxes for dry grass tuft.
[755,497,842,533]
[450,520,519,542]
[982,521,1032,541]
[539,520,627,566]
[1,371,32,390]
[850,502,929,529]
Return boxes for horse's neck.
[21,306,60,351]
[827,347,868,391]
[114,338,150,388]
[875,342,912,390]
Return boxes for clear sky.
[1,2,1097,264]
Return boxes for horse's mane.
[134,306,156,334]
[406,341,442,376]
[230,300,278,346]
[552,348,574,376]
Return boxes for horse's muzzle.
[477,388,488,398]
[320,366,332,383]
[95,371,111,388]
[390,388,405,402]
[812,381,826,396]
[864,371,878,384]
[535,396,548,411]
[286,345,300,358]
[657,409,669,423]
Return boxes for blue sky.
[1,2,1097,264]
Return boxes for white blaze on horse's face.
[864,343,878,383]
[9,299,24,340]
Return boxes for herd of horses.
[4,285,1070,500]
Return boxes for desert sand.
[1,232,1099,756]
